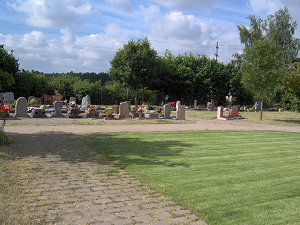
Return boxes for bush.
[0,121,11,146]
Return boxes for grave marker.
[164,104,172,119]
[176,105,185,120]
[15,97,29,117]
[119,102,129,118]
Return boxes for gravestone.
[32,108,47,118]
[51,101,65,118]
[1,92,14,104]
[81,95,91,110]
[119,102,129,118]
[176,105,185,120]
[211,99,215,110]
[68,108,82,118]
[231,106,239,113]
[42,95,53,105]
[145,113,158,119]
[15,97,29,117]
[69,97,76,104]
[194,100,197,109]
[28,96,36,103]
[125,101,131,111]
[164,104,172,119]
[217,106,224,119]
[255,102,261,111]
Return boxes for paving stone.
[58,203,74,209]
[150,221,170,225]
[56,220,75,225]
[113,196,130,201]
[159,201,175,206]
[89,204,106,210]
[171,217,188,224]
[111,218,133,225]
[96,214,117,221]
[82,210,102,216]
[75,201,92,206]
[107,202,125,208]
[125,200,143,205]
[155,212,171,219]
[93,199,111,204]
[141,203,158,209]
[121,206,139,211]
[103,208,121,213]
[133,215,152,222]
[74,216,96,224]
[117,211,136,218]
[173,209,190,215]
[62,212,81,218]
[137,209,156,215]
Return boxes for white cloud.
[247,0,284,15]
[140,5,202,40]
[151,0,223,11]
[105,0,133,12]
[7,0,94,29]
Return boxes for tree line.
[1,7,300,112]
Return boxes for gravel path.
[3,116,299,225]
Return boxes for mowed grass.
[84,131,300,225]
[185,110,300,126]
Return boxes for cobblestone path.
[8,131,207,225]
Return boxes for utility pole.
[215,41,219,60]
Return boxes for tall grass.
[84,131,300,225]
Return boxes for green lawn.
[185,110,300,126]
[84,131,300,225]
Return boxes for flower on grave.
[0,106,10,114]
[88,105,96,110]
[69,101,76,108]
[138,106,145,114]
[112,105,119,113]
[159,113,164,117]
[155,106,162,113]
[131,105,139,112]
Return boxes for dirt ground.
[4,116,300,134]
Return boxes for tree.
[241,38,283,120]
[0,45,19,92]
[109,37,159,104]
[237,7,300,66]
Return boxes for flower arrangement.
[69,101,76,108]
[169,102,175,109]
[138,106,145,114]
[106,108,113,116]
[155,106,162,113]
[0,107,10,114]
[113,105,119,114]
[159,113,164,117]
[220,112,243,119]
[132,105,139,112]
[28,99,39,106]
[88,105,96,110]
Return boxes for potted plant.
[106,109,114,117]
[138,107,145,119]
[0,106,10,118]
[86,105,96,114]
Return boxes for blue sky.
[1,0,299,73]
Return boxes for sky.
[1,0,300,73]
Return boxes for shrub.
[0,121,10,146]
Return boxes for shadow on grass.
[274,119,300,124]
[3,131,191,168]
[83,133,192,169]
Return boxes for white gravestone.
[15,97,29,117]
